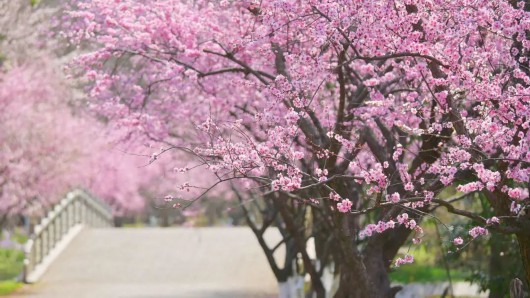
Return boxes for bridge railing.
[23,189,113,283]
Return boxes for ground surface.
[9,227,281,298]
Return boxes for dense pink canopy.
[0,61,166,216]
[67,0,530,220]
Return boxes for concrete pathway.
[10,227,281,298]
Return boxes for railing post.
[31,240,36,273]
[82,198,86,224]
[23,239,34,283]
[48,219,54,253]
[77,199,82,224]
[86,202,91,227]
[52,217,57,249]
[72,200,77,224]
[58,214,62,244]
[64,203,69,231]
[38,233,43,265]
[42,228,48,263]
[62,203,67,235]
[74,199,79,224]
[69,203,74,227]
[33,236,38,269]
[54,205,62,244]
[65,204,70,229]
[91,205,95,227]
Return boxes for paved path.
[10,227,282,298]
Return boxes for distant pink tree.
[67,0,530,296]
[0,62,156,219]
[0,62,77,217]
[0,1,168,223]
[81,141,176,216]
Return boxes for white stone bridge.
[9,190,279,298]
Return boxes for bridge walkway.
[10,227,279,298]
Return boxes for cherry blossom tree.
[0,63,72,219]
[0,60,156,222]
[66,0,530,297]
[0,0,159,226]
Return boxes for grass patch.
[0,231,26,296]
[0,280,21,296]
[11,233,27,245]
[0,248,24,281]
[122,222,146,228]
[390,263,468,283]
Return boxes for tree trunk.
[160,208,169,227]
[273,196,327,298]
[333,266,358,298]
[362,246,393,298]
[516,233,530,292]
[489,233,510,298]
[333,215,377,298]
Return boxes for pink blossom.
[457,182,484,193]
[330,192,341,201]
[337,199,353,213]
[395,255,414,267]
[453,237,464,245]
[386,192,401,203]
[406,219,417,229]
[508,188,524,200]
[393,146,403,161]
[397,213,409,225]
[468,227,489,239]
[486,217,500,225]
